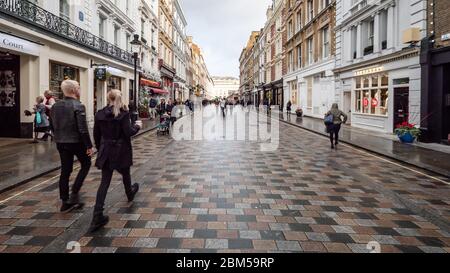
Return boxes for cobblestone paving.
[0,108,449,253]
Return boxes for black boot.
[89,213,109,233]
[127,183,140,202]
[69,194,85,210]
[60,202,78,213]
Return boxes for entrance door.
[0,53,20,137]
[394,87,409,130]
[343,91,352,124]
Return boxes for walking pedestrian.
[148,96,158,120]
[90,90,142,232]
[30,96,50,143]
[51,80,93,213]
[220,98,226,117]
[325,103,348,149]
[157,98,167,116]
[286,100,292,118]
[42,90,56,141]
[170,101,179,126]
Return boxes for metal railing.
[0,0,134,65]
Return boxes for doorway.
[0,52,20,138]
[343,91,352,124]
[393,87,409,130]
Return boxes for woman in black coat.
[90,90,142,232]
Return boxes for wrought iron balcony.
[0,0,134,65]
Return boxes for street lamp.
[130,34,142,122]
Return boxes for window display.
[354,74,389,116]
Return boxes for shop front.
[50,61,80,99]
[343,65,419,133]
[0,32,42,138]
[264,79,284,110]
[0,52,20,137]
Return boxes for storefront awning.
[141,79,161,88]
[150,88,169,95]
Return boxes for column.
[387,5,395,49]
[374,12,380,53]
[356,22,362,58]
[345,29,352,62]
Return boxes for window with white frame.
[322,26,329,59]
[296,44,302,68]
[354,74,389,115]
[296,10,302,32]
[307,37,313,65]
[307,0,314,22]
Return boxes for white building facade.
[0,0,148,138]
[334,0,426,133]
[211,77,239,98]
[172,0,188,101]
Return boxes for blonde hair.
[36,96,44,104]
[108,89,128,117]
[61,80,80,96]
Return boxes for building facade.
[420,0,450,144]
[172,0,188,101]
[334,0,426,134]
[187,36,213,99]
[283,0,336,119]
[212,76,240,99]
[0,0,140,138]
[239,31,259,102]
[158,0,175,97]
[263,0,286,109]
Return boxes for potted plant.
[295,108,303,117]
[395,122,421,143]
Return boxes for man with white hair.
[51,80,93,213]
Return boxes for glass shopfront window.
[49,62,80,99]
[354,74,389,116]
[107,76,122,91]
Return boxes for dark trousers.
[329,124,342,145]
[94,162,132,214]
[57,143,91,202]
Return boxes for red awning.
[150,88,169,95]
[140,79,161,88]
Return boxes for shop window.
[108,76,122,91]
[354,74,389,116]
[50,62,79,100]
[381,75,389,86]
[362,90,370,113]
[372,76,378,87]
[355,90,362,113]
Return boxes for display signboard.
[94,68,107,81]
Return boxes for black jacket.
[51,97,93,148]
[94,106,140,170]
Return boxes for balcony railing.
[0,0,134,65]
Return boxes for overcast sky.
[181,0,272,78]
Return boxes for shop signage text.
[355,66,384,76]
[0,33,41,56]
[442,33,450,42]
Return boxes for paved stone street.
[0,106,449,253]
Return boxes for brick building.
[283,0,336,118]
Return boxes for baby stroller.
[157,114,170,136]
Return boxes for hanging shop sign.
[355,66,384,76]
[0,32,41,56]
[94,68,107,81]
